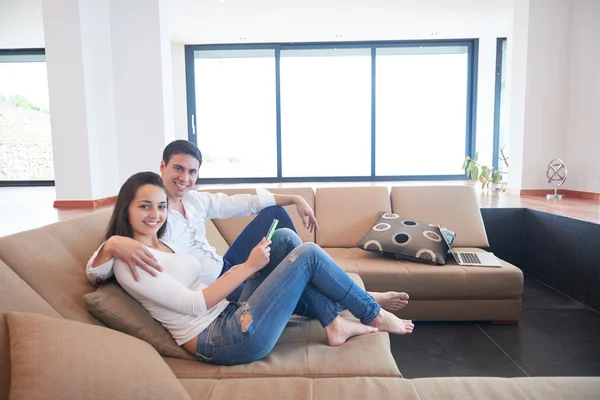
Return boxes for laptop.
[438,223,503,267]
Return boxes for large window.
[0,50,54,183]
[186,41,477,182]
[280,48,371,177]
[376,47,468,176]
[192,49,276,178]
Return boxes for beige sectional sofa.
[1,185,598,399]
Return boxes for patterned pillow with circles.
[357,212,456,265]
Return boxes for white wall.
[506,0,529,190]
[565,0,600,192]
[171,43,188,141]
[520,0,571,190]
[110,0,175,184]
[0,0,44,48]
[508,0,573,191]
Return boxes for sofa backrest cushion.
[0,208,112,324]
[205,218,230,255]
[202,188,316,244]
[390,185,489,248]
[316,187,391,248]
[6,312,191,400]
[84,282,196,360]
[0,260,62,400]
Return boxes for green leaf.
[461,158,468,170]
[474,152,479,162]
[492,170,501,184]
[471,166,479,182]
[467,162,475,178]
[481,166,489,179]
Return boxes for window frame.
[493,38,507,172]
[185,39,479,184]
[0,48,54,187]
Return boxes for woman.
[98,172,414,365]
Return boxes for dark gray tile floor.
[390,276,600,378]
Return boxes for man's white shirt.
[86,188,276,286]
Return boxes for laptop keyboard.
[460,253,481,264]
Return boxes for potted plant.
[461,152,505,190]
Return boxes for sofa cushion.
[0,260,63,400]
[163,272,399,379]
[324,248,523,301]
[357,212,455,265]
[205,218,230,256]
[513,377,600,400]
[202,188,316,244]
[84,282,196,360]
[6,312,191,400]
[174,377,600,400]
[412,377,529,399]
[313,377,420,399]
[0,208,113,325]
[316,187,391,248]
[180,378,312,399]
[165,317,398,379]
[390,185,489,247]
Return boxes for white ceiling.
[0,0,514,49]
[168,0,514,44]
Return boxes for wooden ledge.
[53,196,117,209]
[520,189,600,201]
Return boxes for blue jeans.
[196,235,382,365]
[221,206,312,317]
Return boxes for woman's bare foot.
[368,291,409,311]
[369,309,414,335]
[325,316,378,347]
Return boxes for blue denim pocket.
[195,350,217,364]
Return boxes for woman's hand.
[245,238,271,273]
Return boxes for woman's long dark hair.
[105,172,168,240]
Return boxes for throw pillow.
[84,282,196,360]
[357,212,456,265]
[6,312,191,400]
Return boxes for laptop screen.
[437,223,457,259]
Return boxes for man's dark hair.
[162,140,202,166]
[105,172,168,240]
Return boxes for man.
[87,140,408,311]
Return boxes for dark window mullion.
[275,47,282,178]
[184,46,197,145]
[371,47,377,178]
[492,38,506,171]
[465,40,479,160]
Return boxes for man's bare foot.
[369,309,414,335]
[368,291,409,311]
[325,316,378,347]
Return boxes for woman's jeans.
[196,229,382,365]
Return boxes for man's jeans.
[197,232,381,365]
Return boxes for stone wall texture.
[0,103,54,180]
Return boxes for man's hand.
[105,236,163,282]
[245,238,271,273]
[295,197,319,233]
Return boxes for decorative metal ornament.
[545,158,567,200]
